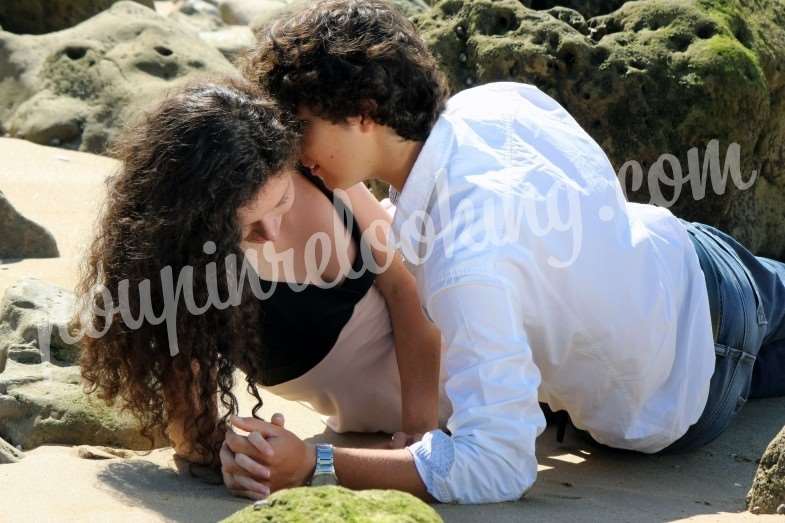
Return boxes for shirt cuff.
[406,429,454,502]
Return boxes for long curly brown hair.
[75,78,301,466]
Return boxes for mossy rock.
[0,360,167,450]
[0,278,78,372]
[747,426,785,514]
[0,1,239,155]
[221,486,443,523]
[0,278,167,450]
[0,0,154,35]
[414,0,785,258]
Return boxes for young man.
[222,0,785,504]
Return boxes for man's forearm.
[397,327,441,432]
[333,447,435,502]
[383,273,443,432]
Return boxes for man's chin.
[319,173,363,190]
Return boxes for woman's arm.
[341,183,442,434]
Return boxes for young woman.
[76,79,447,488]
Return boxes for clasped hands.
[220,413,424,500]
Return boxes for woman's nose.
[261,215,282,242]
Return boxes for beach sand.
[1,138,783,522]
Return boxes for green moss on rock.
[221,486,443,523]
[747,426,785,514]
[415,0,785,258]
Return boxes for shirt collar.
[390,115,454,261]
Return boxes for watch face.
[310,472,338,487]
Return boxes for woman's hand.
[223,414,316,497]
[220,413,287,500]
[388,431,424,449]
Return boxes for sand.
[0,138,783,522]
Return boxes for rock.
[218,0,287,26]
[520,1,627,19]
[0,435,24,463]
[165,1,252,63]
[414,0,785,259]
[0,191,59,260]
[0,0,155,35]
[199,25,255,62]
[250,0,429,34]
[747,426,785,514]
[219,486,443,523]
[0,1,239,155]
[0,278,168,450]
[76,445,135,459]
[169,0,224,32]
[0,360,167,450]
[0,278,80,372]
[392,0,430,18]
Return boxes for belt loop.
[757,305,767,326]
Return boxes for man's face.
[296,106,376,189]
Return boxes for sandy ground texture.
[1,138,784,522]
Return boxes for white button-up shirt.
[395,82,715,504]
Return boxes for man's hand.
[223,414,316,497]
[220,413,285,500]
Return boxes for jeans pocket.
[697,224,767,328]
[667,347,756,453]
[706,346,755,423]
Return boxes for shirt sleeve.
[406,274,546,504]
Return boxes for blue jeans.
[660,220,785,453]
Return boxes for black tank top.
[256,171,376,386]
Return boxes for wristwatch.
[308,443,338,486]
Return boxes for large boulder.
[0,0,154,35]
[0,1,239,154]
[0,191,59,260]
[220,486,443,523]
[414,0,785,259]
[0,278,167,450]
[747,426,785,514]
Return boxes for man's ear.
[357,99,379,133]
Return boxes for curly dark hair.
[76,78,301,467]
[243,0,450,142]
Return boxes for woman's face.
[236,170,296,244]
